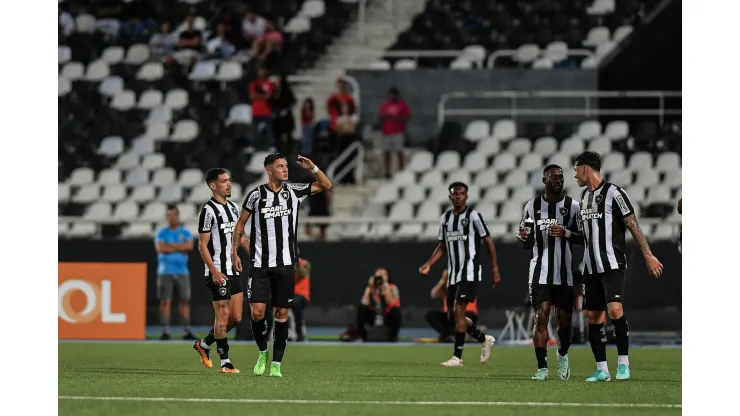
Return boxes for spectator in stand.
[206,23,236,59]
[249,66,276,151]
[59,4,75,40]
[252,21,284,67]
[327,79,356,130]
[173,14,202,67]
[121,0,153,40]
[378,86,411,178]
[94,0,124,37]
[242,9,267,47]
[270,74,297,154]
[300,98,316,154]
[150,22,178,59]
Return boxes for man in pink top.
[379,87,411,178]
[252,21,283,62]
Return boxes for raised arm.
[296,156,332,195]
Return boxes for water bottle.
[522,217,535,249]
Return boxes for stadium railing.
[437,90,683,128]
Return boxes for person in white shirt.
[242,9,266,46]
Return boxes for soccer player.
[419,182,499,367]
[154,206,196,340]
[232,153,331,377]
[191,168,250,374]
[517,165,582,381]
[426,269,479,342]
[570,151,663,382]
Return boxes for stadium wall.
[58,240,681,330]
[346,69,598,143]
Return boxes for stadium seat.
[176,203,197,222]
[507,138,532,157]
[464,120,490,142]
[628,152,654,170]
[137,89,164,110]
[484,186,509,203]
[407,151,434,173]
[604,121,629,140]
[533,137,558,156]
[394,59,417,70]
[122,223,155,238]
[635,169,660,187]
[656,152,681,171]
[158,186,183,204]
[519,154,543,173]
[68,168,96,186]
[152,168,177,186]
[110,90,136,111]
[645,186,672,205]
[602,153,626,172]
[84,202,112,221]
[129,185,156,203]
[511,187,535,205]
[68,222,96,238]
[188,186,213,203]
[98,136,125,157]
[402,185,426,204]
[131,136,156,155]
[588,136,612,154]
[171,120,199,142]
[389,201,414,221]
[476,204,496,222]
[492,153,516,172]
[392,171,416,187]
[417,203,441,221]
[420,170,444,187]
[225,104,253,126]
[436,151,461,173]
[492,120,516,141]
[141,153,166,171]
[504,171,528,187]
[124,44,151,65]
[372,183,399,205]
[59,183,71,202]
[99,76,124,97]
[101,184,127,203]
[97,168,122,186]
[446,170,472,185]
[73,185,101,204]
[476,138,501,157]
[463,152,487,173]
[113,201,140,222]
[474,168,498,188]
[560,138,585,157]
[396,223,423,240]
[499,202,522,222]
[178,169,204,187]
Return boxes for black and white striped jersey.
[578,180,635,274]
[198,198,242,276]
[521,196,581,286]
[243,182,311,268]
[437,206,491,285]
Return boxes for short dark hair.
[166,205,178,214]
[543,164,563,175]
[264,153,286,168]
[205,168,229,184]
[448,182,469,193]
[574,151,601,172]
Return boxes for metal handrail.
[437,90,683,128]
[326,141,365,185]
[287,74,362,111]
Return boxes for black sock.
[203,329,216,346]
[273,320,289,362]
[453,332,466,359]
[251,318,268,352]
[612,316,630,356]
[588,323,607,362]
[535,347,547,369]
[215,338,229,360]
[557,326,572,356]
[466,324,487,343]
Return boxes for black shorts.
[445,281,479,313]
[529,283,575,312]
[248,265,295,308]
[583,269,626,311]
[204,274,243,302]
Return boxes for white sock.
[260,349,268,354]
[200,340,209,349]
[221,359,231,367]
[596,361,609,372]
[617,355,629,366]
[557,351,567,359]
[272,361,281,366]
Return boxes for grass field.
[58,342,681,416]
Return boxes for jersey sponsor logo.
[220,221,236,234]
[202,213,213,230]
[614,193,630,215]
[261,205,292,219]
[446,231,468,241]
[580,208,603,220]
[536,218,558,230]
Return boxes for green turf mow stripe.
[58,396,681,409]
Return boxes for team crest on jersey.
[595,195,603,204]
[280,190,289,200]
[231,206,239,217]
[461,218,469,227]
[559,207,569,216]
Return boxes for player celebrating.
[571,151,663,382]
[419,182,499,367]
[518,165,582,381]
[232,153,331,377]
[192,168,249,374]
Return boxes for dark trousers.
[357,304,401,341]
[291,294,309,340]
[425,310,478,339]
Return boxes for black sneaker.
[159,332,171,340]
[182,331,197,340]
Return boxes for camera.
[373,275,384,286]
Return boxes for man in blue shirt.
[154,206,195,340]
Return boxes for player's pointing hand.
[297,155,315,170]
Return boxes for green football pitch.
[58,342,681,416]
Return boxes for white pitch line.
[58,396,681,409]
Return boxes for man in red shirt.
[249,66,276,150]
[378,87,410,178]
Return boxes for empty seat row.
[464,119,628,143]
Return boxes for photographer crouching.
[356,268,401,342]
